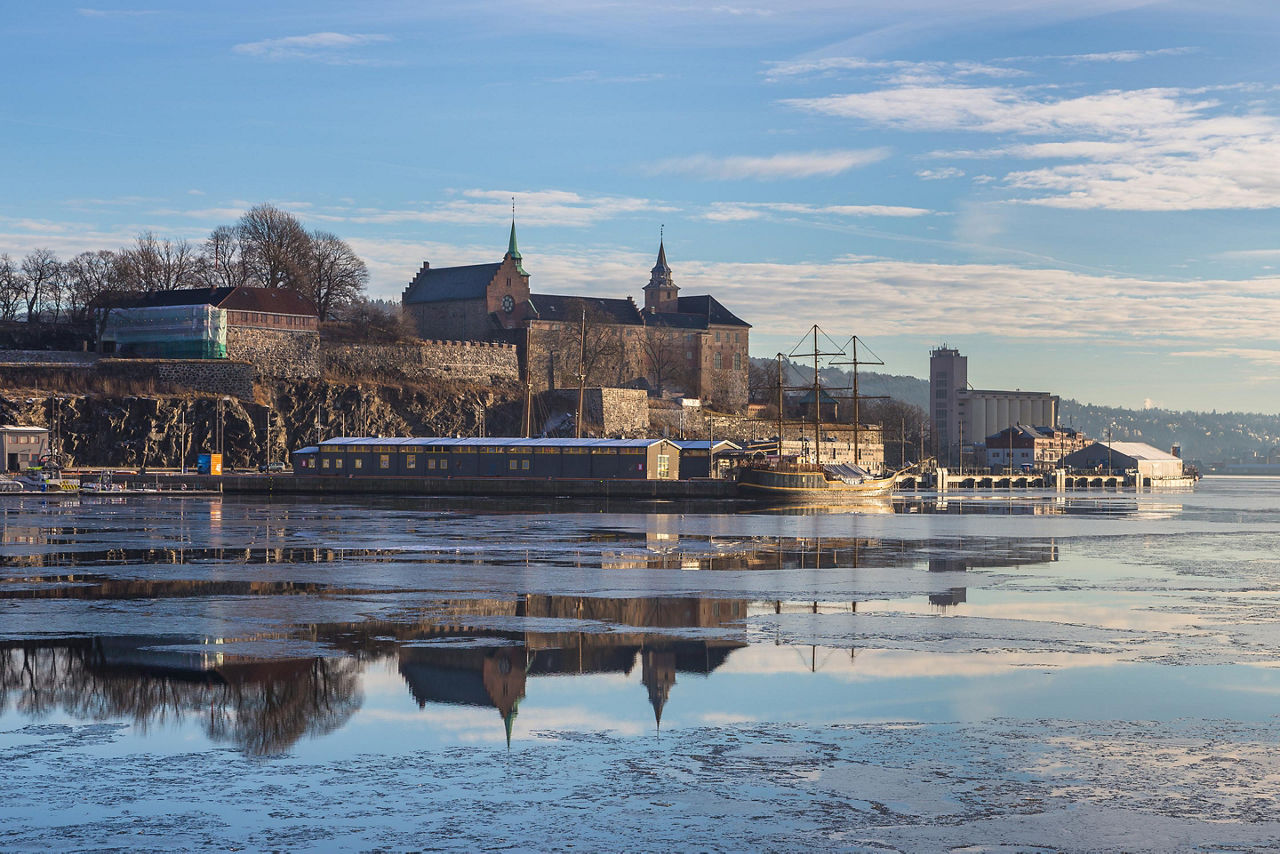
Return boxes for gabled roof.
[675,295,750,327]
[528,294,643,326]
[403,262,502,304]
[114,286,316,315]
[1105,441,1180,461]
[218,287,316,316]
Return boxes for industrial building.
[930,346,1059,466]
[1061,441,1186,484]
[982,425,1088,472]
[292,437,682,480]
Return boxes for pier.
[936,468,1130,492]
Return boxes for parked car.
[259,461,287,473]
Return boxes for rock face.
[0,378,520,469]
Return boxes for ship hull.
[736,467,900,502]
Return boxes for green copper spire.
[506,218,527,276]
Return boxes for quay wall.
[127,473,736,500]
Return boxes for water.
[4,479,1280,851]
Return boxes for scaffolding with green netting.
[101,304,228,359]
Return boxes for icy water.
[4,479,1280,852]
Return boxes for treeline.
[0,203,369,326]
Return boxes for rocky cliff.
[0,378,521,469]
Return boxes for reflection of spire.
[482,646,528,747]
[641,649,677,730]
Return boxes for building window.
[380,454,390,469]
[441,459,448,470]
[407,455,417,469]
[354,458,362,469]
[715,330,721,342]
[714,353,722,370]
[733,353,741,370]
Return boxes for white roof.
[1104,441,1180,461]
[315,436,673,449]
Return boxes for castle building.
[401,225,751,410]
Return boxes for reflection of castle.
[390,595,748,740]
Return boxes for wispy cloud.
[77,8,161,17]
[702,201,932,221]
[309,189,672,229]
[1170,347,1280,367]
[550,70,666,84]
[788,84,1280,211]
[232,32,392,63]
[764,57,1025,84]
[916,167,965,180]
[1005,47,1199,64]
[650,149,889,180]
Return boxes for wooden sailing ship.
[736,326,908,502]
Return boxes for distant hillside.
[753,357,1280,463]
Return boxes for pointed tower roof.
[506,219,527,276]
[645,239,676,295]
[652,240,671,276]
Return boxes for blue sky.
[3,1,1279,411]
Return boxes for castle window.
[714,353,723,370]
[733,353,741,370]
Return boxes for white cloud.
[916,167,965,180]
[1170,347,1280,367]
[309,189,671,229]
[1021,47,1199,64]
[764,57,1026,84]
[702,201,933,222]
[77,8,161,17]
[650,149,889,180]
[232,32,392,63]
[788,84,1280,210]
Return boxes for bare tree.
[641,323,694,397]
[67,250,135,346]
[0,254,24,321]
[20,248,60,322]
[119,232,200,291]
[200,225,250,289]
[237,204,312,291]
[307,231,367,319]
[531,306,632,390]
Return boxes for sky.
[3,1,1280,412]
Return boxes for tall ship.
[736,327,908,503]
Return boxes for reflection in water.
[0,638,361,755]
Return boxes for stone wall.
[0,350,100,366]
[324,340,519,385]
[553,387,649,436]
[227,327,320,379]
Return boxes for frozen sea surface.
[3,478,1280,851]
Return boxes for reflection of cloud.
[651,149,889,180]
[717,644,1117,679]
